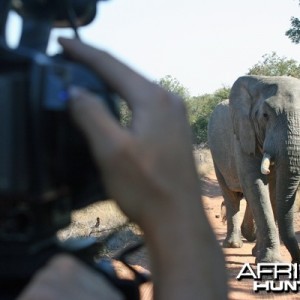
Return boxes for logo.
[237,263,300,293]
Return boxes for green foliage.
[186,87,230,144]
[247,52,300,78]
[155,75,230,145]
[286,17,300,44]
[119,100,131,127]
[155,75,191,101]
[286,1,300,44]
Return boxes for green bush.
[186,87,230,145]
[119,100,131,127]
[247,52,300,78]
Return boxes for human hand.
[59,38,228,300]
[18,255,122,300]
[59,38,201,231]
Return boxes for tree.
[186,87,230,145]
[286,1,300,44]
[247,52,300,78]
[155,75,230,144]
[155,75,191,101]
[119,100,132,127]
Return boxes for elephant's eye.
[263,113,269,120]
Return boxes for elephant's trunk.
[274,112,300,262]
[261,153,271,175]
[276,171,300,262]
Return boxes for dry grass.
[57,200,144,260]
[58,200,129,240]
[193,146,214,177]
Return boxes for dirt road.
[201,171,300,300]
[133,171,300,299]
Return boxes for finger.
[59,37,160,110]
[69,86,128,162]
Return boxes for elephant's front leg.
[223,191,244,248]
[238,153,281,262]
[215,169,243,248]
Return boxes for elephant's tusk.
[261,153,271,175]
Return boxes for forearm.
[144,199,228,300]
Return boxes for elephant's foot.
[255,248,283,263]
[223,235,243,248]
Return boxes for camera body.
[0,0,118,240]
[0,45,119,240]
[0,1,120,296]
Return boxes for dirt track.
[130,170,300,299]
[201,171,300,300]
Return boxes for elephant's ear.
[229,76,257,156]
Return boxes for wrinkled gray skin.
[208,75,300,263]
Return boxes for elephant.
[220,200,256,243]
[208,75,300,263]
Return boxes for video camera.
[0,1,146,299]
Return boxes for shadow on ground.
[201,175,222,198]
